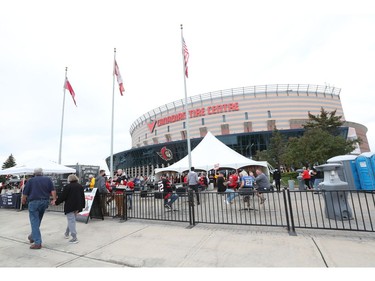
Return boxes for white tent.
[0,158,76,175]
[154,131,269,175]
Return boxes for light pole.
[246,143,255,159]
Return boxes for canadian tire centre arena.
[106,84,370,178]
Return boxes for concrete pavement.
[0,209,375,267]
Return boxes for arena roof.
[129,84,341,135]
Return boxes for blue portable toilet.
[355,155,375,190]
[327,155,361,190]
[361,152,375,175]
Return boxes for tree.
[284,128,356,167]
[2,154,16,169]
[285,107,359,168]
[303,107,343,135]
[0,154,17,184]
[254,129,288,169]
[267,130,287,168]
[254,107,359,170]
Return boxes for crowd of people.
[87,166,274,213]
[152,167,273,210]
[18,164,325,250]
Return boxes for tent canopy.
[0,158,76,175]
[154,131,269,175]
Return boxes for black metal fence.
[288,190,375,232]
[10,189,375,232]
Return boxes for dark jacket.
[158,178,172,200]
[55,181,85,215]
[273,170,281,181]
[95,175,107,194]
[217,176,226,193]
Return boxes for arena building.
[107,84,369,178]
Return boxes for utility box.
[315,163,353,220]
[288,179,295,190]
[297,175,305,190]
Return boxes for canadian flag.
[114,60,125,95]
[64,78,77,106]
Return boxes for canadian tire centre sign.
[147,102,240,133]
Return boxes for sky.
[1,0,375,174]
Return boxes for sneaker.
[69,238,79,244]
[224,199,229,205]
[164,204,171,210]
[64,233,69,239]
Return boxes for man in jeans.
[21,168,56,249]
[187,167,200,205]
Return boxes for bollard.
[315,163,353,220]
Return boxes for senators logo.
[157,146,173,161]
[147,120,157,133]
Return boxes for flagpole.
[58,67,68,164]
[181,24,192,171]
[110,48,116,179]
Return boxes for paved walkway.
[0,209,375,268]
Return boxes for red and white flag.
[182,36,189,78]
[64,78,77,106]
[114,60,125,95]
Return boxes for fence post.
[282,189,291,231]
[286,189,296,233]
[121,193,128,222]
[188,189,195,226]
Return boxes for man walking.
[21,168,56,249]
[273,168,281,192]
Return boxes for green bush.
[282,172,298,180]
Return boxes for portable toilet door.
[350,159,361,190]
[370,154,375,181]
[355,156,375,190]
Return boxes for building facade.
[107,84,369,177]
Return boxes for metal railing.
[9,189,374,233]
[288,190,375,232]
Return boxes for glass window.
[245,112,248,120]
[201,118,205,125]
[222,115,226,122]
[267,110,272,118]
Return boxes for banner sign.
[77,188,97,223]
